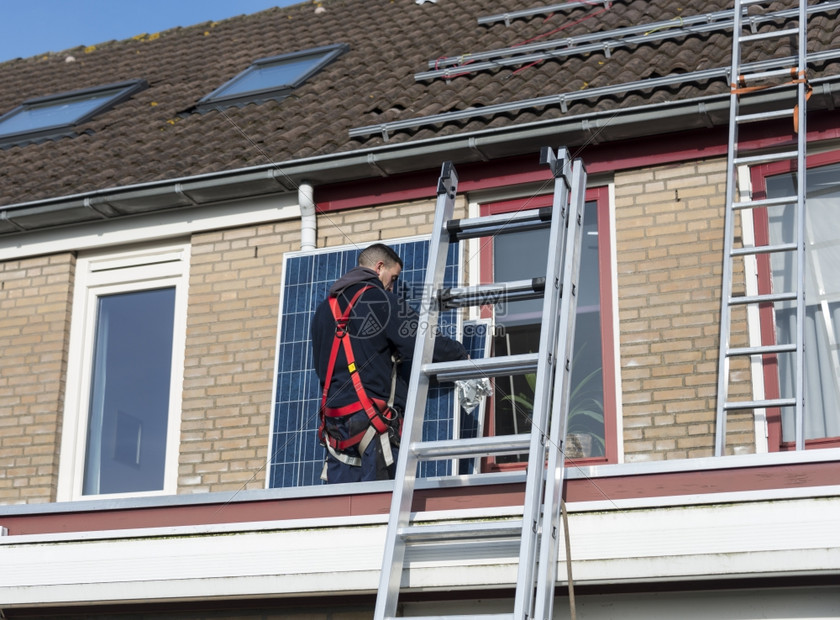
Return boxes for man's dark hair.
[358,243,403,269]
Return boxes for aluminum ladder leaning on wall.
[373,147,587,620]
[715,0,809,454]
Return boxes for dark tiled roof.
[0,0,839,208]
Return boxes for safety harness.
[318,285,400,478]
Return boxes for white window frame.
[0,80,147,147]
[57,241,190,501]
[197,44,348,111]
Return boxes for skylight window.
[197,43,349,110]
[0,80,147,147]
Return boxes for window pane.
[492,200,605,460]
[83,287,175,495]
[215,55,325,98]
[766,162,840,441]
[201,45,348,108]
[0,92,115,137]
[494,227,549,326]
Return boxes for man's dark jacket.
[311,266,468,413]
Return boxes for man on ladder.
[311,242,468,483]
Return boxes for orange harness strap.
[730,69,811,133]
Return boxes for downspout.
[299,181,316,251]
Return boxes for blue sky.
[0,0,303,63]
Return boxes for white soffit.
[0,494,838,607]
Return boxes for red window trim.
[750,149,840,451]
[3,459,838,536]
[477,185,617,469]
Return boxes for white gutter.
[298,181,316,251]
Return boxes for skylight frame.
[196,43,349,111]
[0,80,148,147]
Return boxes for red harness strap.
[318,286,399,454]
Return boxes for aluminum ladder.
[715,0,809,454]
[373,147,587,620]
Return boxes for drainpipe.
[298,181,316,251]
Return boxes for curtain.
[767,166,840,441]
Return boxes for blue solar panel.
[269,238,461,487]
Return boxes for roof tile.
[0,0,838,207]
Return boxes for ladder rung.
[736,108,796,124]
[733,150,798,166]
[730,242,797,257]
[424,353,540,381]
[399,519,523,543]
[439,278,545,309]
[729,291,797,305]
[739,28,800,43]
[733,195,798,210]
[723,397,797,411]
[736,68,798,83]
[727,343,797,357]
[446,207,553,240]
[411,433,532,460]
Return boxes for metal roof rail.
[478,0,620,27]
[350,48,840,140]
[433,8,740,71]
[420,1,840,81]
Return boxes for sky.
[0,0,304,63]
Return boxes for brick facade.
[614,157,754,461]
[0,167,763,500]
[0,253,74,503]
[179,221,301,493]
[315,196,459,248]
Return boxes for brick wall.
[0,253,74,503]
[315,196,461,248]
[614,158,753,461]
[178,198,460,493]
[0,169,759,502]
[0,197,458,500]
[179,221,301,493]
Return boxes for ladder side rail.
[534,158,588,620]
[373,162,459,620]
[717,0,810,454]
[714,0,749,457]
[512,147,572,620]
[794,0,808,450]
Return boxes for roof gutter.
[1,77,839,238]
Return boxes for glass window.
[83,288,176,495]
[57,243,189,500]
[755,157,840,446]
[483,187,615,465]
[198,44,348,110]
[0,80,147,146]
